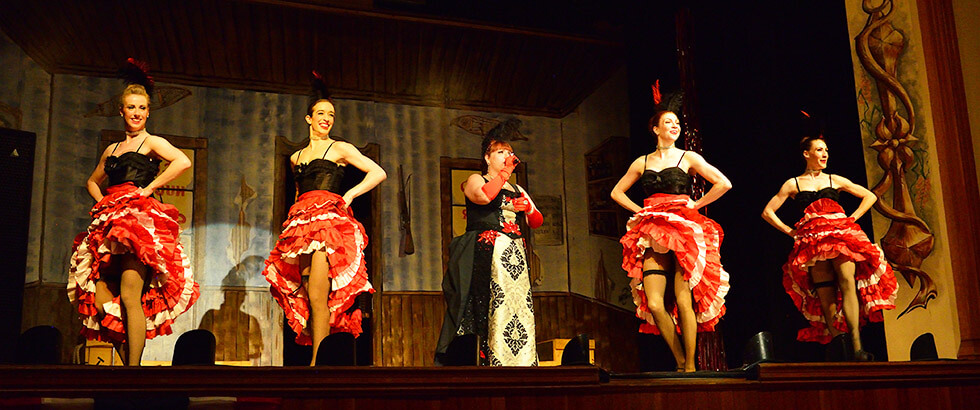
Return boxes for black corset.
[105,152,160,188]
[640,167,692,197]
[795,187,839,209]
[295,159,345,194]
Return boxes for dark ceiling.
[0,0,625,117]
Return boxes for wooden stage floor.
[1,361,978,409]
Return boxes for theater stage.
[1,361,979,408]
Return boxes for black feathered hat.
[481,118,522,156]
[119,58,154,98]
[307,70,332,114]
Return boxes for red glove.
[481,155,519,199]
[512,196,531,212]
[514,193,543,229]
[526,207,543,229]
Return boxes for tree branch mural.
[854,0,936,318]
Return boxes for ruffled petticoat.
[620,194,730,334]
[783,198,898,343]
[68,182,199,343]
[263,190,374,345]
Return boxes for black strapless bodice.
[795,187,840,209]
[640,167,693,197]
[105,152,160,188]
[465,187,524,238]
[295,159,345,194]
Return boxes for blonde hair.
[119,84,151,108]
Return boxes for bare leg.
[304,250,333,366]
[809,261,842,338]
[673,267,697,372]
[832,256,862,352]
[642,252,685,370]
[118,254,148,366]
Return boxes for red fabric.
[481,171,508,199]
[620,194,729,334]
[783,198,898,343]
[263,190,374,345]
[526,208,543,229]
[511,196,531,212]
[67,182,200,343]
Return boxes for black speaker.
[16,325,61,364]
[742,331,775,370]
[172,329,216,365]
[0,128,36,364]
[561,334,592,366]
[910,333,939,361]
[315,333,357,366]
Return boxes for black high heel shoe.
[853,349,875,362]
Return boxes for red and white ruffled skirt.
[263,190,374,345]
[68,182,200,343]
[620,194,730,334]
[784,198,898,343]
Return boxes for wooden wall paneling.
[248,4,271,84]
[39,4,74,69]
[267,8,286,84]
[201,1,230,78]
[916,0,980,361]
[169,1,198,76]
[495,36,526,106]
[422,26,447,102]
[221,2,246,80]
[388,293,402,366]
[149,3,177,74]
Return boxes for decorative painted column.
[845,0,980,360]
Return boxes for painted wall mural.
[846,0,961,360]
[854,0,936,317]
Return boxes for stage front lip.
[2,361,980,398]
[0,365,603,398]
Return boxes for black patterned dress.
[436,182,537,366]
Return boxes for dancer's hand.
[502,154,519,176]
[512,196,531,212]
[342,193,355,214]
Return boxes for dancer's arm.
[686,151,732,209]
[514,187,543,229]
[762,179,796,237]
[464,156,518,205]
[610,156,645,213]
[336,141,387,207]
[85,145,113,202]
[834,174,877,220]
[142,135,191,197]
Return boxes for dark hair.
[799,135,825,153]
[307,98,335,116]
[648,110,676,136]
